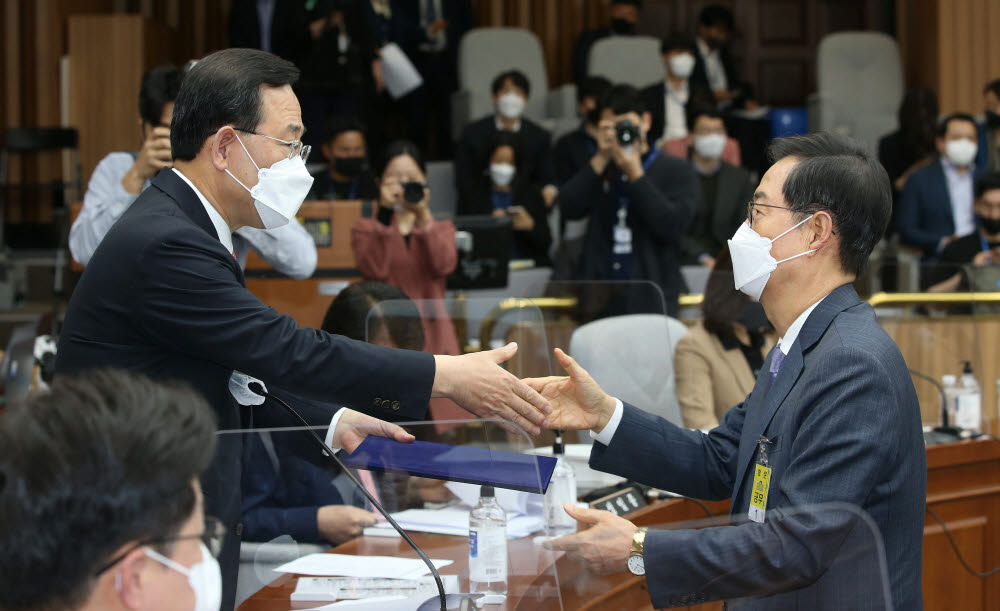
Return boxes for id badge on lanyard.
[748,435,772,523]
[613,205,633,255]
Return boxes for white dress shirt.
[663,79,690,141]
[69,151,317,278]
[171,167,346,450]
[593,293,831,445]
[697,37,728,93]
[941,157,976,239]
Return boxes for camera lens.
[402,181,426,203]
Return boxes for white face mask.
[144,542,222,611]
[668,53,696,79]
[489,162,516,187]
[693,133,727,159]
[225,134,314,230]
[727,215,816,301]
[945,139,978,167]
[496,92,525,120]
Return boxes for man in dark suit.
[55,48,550,608]
[454,69,557,211]
[690,4,755,109]
[558,84,698,316]
[570,0,642,87]
[681,105,754,266]
[642,34,712,147]
[530,132,925,609]
[228,0,309,64]
[898,112,981,257]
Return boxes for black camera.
[615,120,640,148]
[401,181,427,204]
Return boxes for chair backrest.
[426,160,457,219]
[457,28,550,122]
[569,314,689,425]
[816,32,903,153]
[587,36,664,89]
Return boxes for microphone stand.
[908,369,963,442]
[248,383,448,611]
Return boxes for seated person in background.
[0,370,219,611]
[878,88,938,222]
[554,76,613,186]
[559,84,698,316]
[674,248,772,429]
[70,63,317,279]
[456,131,552,266]
[351,139,459,358]
[242,282,451,546]
[455,69,557,210]
[691,4,756,110]
[307,114,378,201]
[898,113,981,258]
[642,34,710,148]
[977,79,1000,172]
[925,172,1000,292]
[571,0,642,87]
[679,105,754,267]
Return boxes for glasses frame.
[238,129,311,162]
[93,515,226,576]
[747,200,790,228]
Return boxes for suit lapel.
[930,161,955,234]
[730,284,863,505]
[713,165,739,242]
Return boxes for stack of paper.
[364,507,545,539]
[274,554,452,580]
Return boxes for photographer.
[559,84,698,315]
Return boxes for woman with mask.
[456,131,552,266]
[673,247,774,430]
[351,139,459,357]
[878,88,938,218]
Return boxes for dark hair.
[937,112,977,137]
[766,132,891,277]
[598,84,647,116]
[0,370,216,610]
[686,102,725,134]
[897,88,938,168]
[138,64,183,127]
[486,131,522,167]
[375,139,426,177]
[975,172,1000,198]
[322,282,425,351]
[170,48,300,161]
[491,70,530,97]
[701,247,751,339]
[983,78,1000,98]
[611,0,641,6]
[323,114,366,146]
[699,4,734,29]
[577,76,612,104]
[660,33,696,55]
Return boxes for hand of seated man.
[544,504,639,575]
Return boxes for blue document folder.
[341,437,558,494]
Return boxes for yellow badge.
[748,463,771,523]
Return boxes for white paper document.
[274,553,452,579]
[379,43,423,99]
[364,507,545,539]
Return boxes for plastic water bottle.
[469,485,507,599]
[942,374,959,427]
[544,433,578,536]
[956,361,982,432]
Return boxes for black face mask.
[979,214,1000,234]
[986,111,1000,130]
[610,18,636,35]
[333,156,366,177]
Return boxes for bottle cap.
[962,361,974,375]
[480,485,495,497]
[553,431,565,455]
[942,374,957,386]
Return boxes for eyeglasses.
[747,201,789,227]
[94,516,227,575]
[238,129,311,162]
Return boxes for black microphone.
[246,383,449,611]
[908,369,963,442]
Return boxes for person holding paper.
[55,48,551,609]
[526,132,925,610]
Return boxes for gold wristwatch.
[627,527,647,575]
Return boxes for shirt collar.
[665,79,689,96]
[171,168,235,254]
[696,37,716,58]
[495,116,522,132]
[777,292,831,355]
[940,156,976,177]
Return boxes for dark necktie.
[769,348,785,383]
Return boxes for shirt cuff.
[324,408,347,453]
[589,398,624,446]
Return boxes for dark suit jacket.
[691,41,753,106]
[455,179,552,266]
[590,284,926,610]
[559,152,698,316]
[571,28,612,86]
[897,158,981,256]
[454,115,555,210]
[641,80,713,145]
[228,0,310,64]
[681,161,754,264]
[55,169,434,606]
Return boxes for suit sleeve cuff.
[589,398,624,445]
[325,408,347,452]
